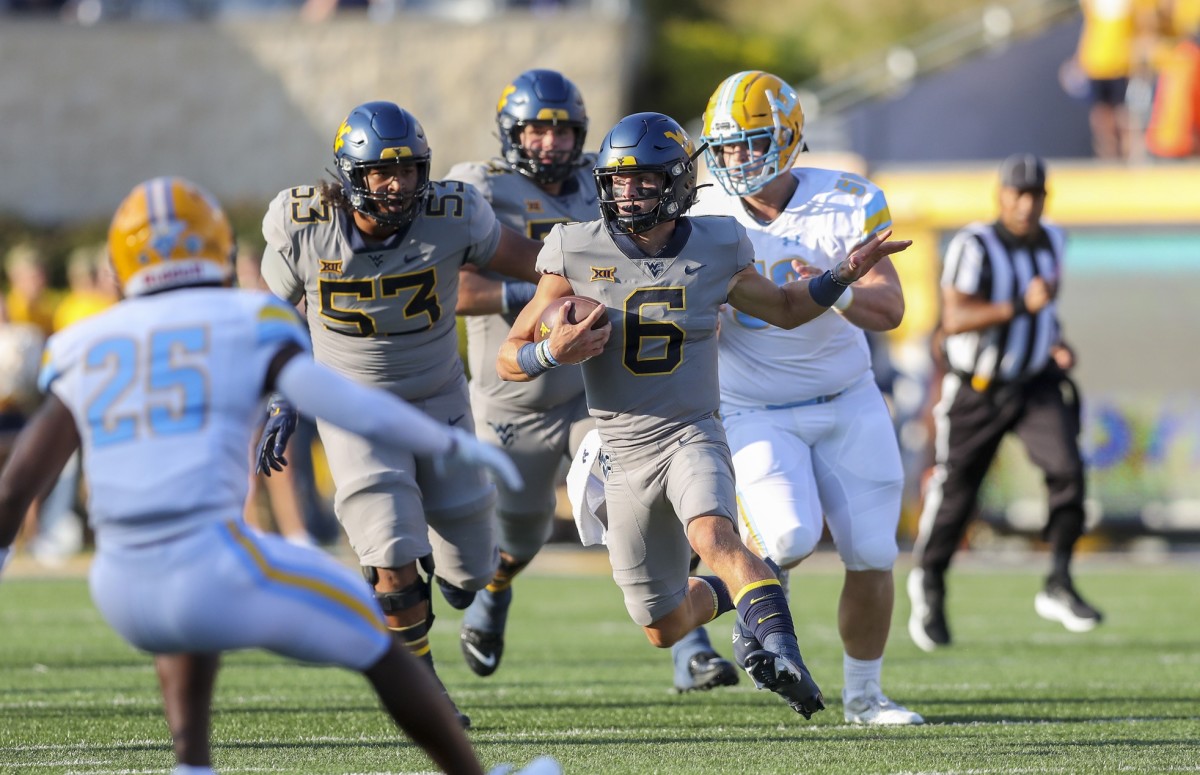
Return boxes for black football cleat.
[674,650,740,693]
[1035,578,1103,632]
[907,568,951,652]
[742,649,825,719]
[461,625,505,677]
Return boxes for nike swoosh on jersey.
[463,641,497,669]
[684,264,706,275]
[448,414,465,426]
[402,253,424,264]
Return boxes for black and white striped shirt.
[941,221,1065,387]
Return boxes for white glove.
[445,427,525,492]
[487,756,562,775]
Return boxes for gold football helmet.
[701,71,806,196]
[108,177,234,297]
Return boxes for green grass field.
[1,551,1197,775]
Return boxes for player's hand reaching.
[834,229,912,283]
[255,396,298,476]
[443,427,525,492]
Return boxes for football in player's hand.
[536,295,608,342]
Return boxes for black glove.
[255,396,298,477]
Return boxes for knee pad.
[773,525,821,568]
[362,566,433,621]
[841,534,899,572]
[435,575,477,610]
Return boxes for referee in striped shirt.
[907,154,1102,652]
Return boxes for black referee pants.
[915,366,1087,587]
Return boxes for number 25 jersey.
[38,289,310,547]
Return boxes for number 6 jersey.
[536,216,753,448]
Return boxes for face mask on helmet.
[108,177,235,298]
[497,69,588,185]
[593,112,700,235]
[702,71,806,197]
[334,101,432,228]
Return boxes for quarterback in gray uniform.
[446,69,600,678]
[259,101,541,728]
[498,112,911,719]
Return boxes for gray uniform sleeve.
[445,162,493,202]
[462,183,502,269]
[535,223,567,277]
[260,190,305,305]
[732,220,755,273]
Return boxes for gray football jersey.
[536,217,754,448]
[261,180,501,401]
[446,157,598,412]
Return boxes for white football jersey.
[691,167,888,408]
[39,288,310,547]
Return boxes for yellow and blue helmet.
[701,71,806,196]
[593,112,700,234]
[333,101,431,228]
[108,176,234,298]
[497,69,588,185]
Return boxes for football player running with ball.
[672,71,923,725]
[0,177,548,775]
[256,101,543,727]
[498,112,910,719]
[446,70,601,679]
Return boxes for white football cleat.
[843,682,924,725]
[487,756,563,775]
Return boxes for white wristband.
[833,285,855,312]
[499,282,510,315]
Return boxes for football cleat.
[742,649,825,719]
[730,616,761,667]
[487,756,563,775]
[843,682,925,725]
[460,625,505,678]
[907,568,951,652]
[674,651,740,693]
[1035,578,1103,632]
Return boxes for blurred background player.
[257,100,543,727]
[446,68,600,678]
[908,154,1100,651]
[672,70,922,725]
[0,176,531,775]
[501,111,910,719]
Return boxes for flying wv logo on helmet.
[593,112,703,235]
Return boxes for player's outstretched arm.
[272,353,522,491]
[0,395,81,573]
[729,229,911,329]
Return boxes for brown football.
[535,295,608,342]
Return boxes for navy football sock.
[735,580,799,660]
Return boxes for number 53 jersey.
[260,181,501,400]
[536,216,754,448]
[38,288,310,547]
